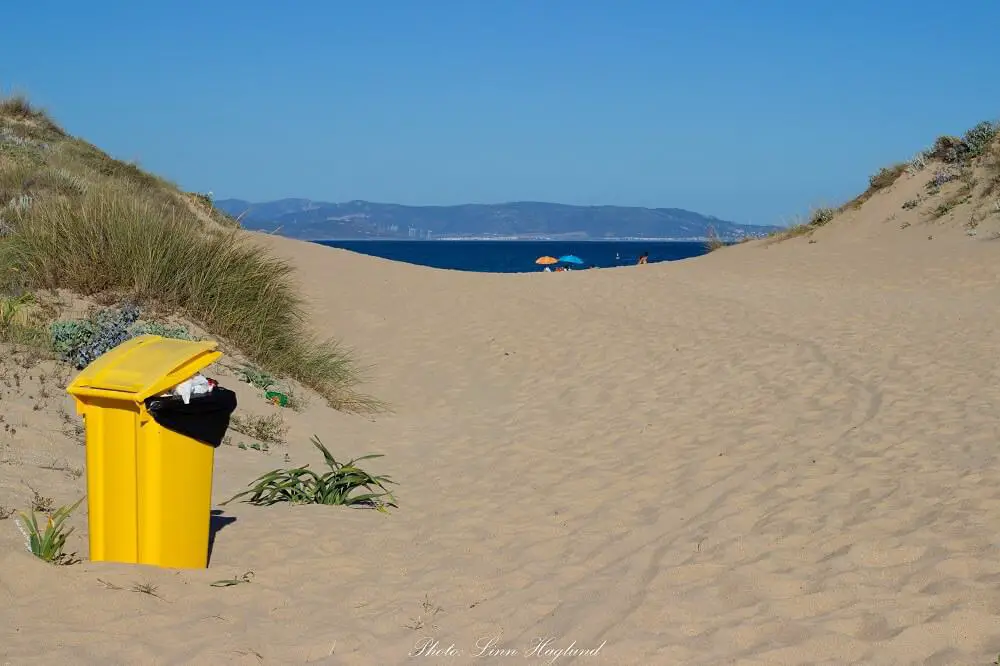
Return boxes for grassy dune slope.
[0,96,373,411]
[766,120,1000,241]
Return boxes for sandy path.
[3,232,1000,665]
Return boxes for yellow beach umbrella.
[535,256,559,265]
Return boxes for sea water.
[312,240,708,273]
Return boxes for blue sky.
[3,0,999,225]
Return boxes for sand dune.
[3,198,1000,664]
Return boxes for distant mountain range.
[214,198,780,240]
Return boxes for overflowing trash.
[145,372,237,448]
[160,373,218,405]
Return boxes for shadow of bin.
[66,334,238,569]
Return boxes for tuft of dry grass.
[869,163,908,191]
[924,135,968,163]
[770,207,835,241]
[928,173,976,221]
[59,139,168,192]
[0,95,67,140]
[703,225,725,252]
[185,192,240,228]
[982,139,1000,199]
[840,163,908,211]
[229,413,288,445]
[0,291,52,349]
[0,96,38,121]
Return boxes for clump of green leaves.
[16,497,83,564]
[238,364,276,391]
[223,436,397,512]
[50,319,96,362]
[50,304,194,368]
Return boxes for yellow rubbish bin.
[66,334,236,569]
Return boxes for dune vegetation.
[768,119,1000,241]
[0,95,373,412]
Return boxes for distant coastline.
[216,198,782,241]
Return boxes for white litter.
[163,373,214,405]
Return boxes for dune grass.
[0,96,376,412]
[703,225,725,252]
[0,95,66,139]
[767,207,835,241]
[840,163,908,211]
[764,118,1000,243]
[0,185,374,411]
[983,139,1000,199]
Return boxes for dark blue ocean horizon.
[312,240,709,273]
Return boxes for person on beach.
[637,252,648,265]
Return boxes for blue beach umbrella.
[558,254,584,265]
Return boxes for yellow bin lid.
[66,334,223,403]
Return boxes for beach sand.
[3,191,1000,664]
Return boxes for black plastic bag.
[144,387,238,448]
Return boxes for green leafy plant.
[49,304,139,368]
[16,497,83,564]
[50,305,196,369]
[50,318,95,359]
[238,364,276,391]
[223,436,397,511]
